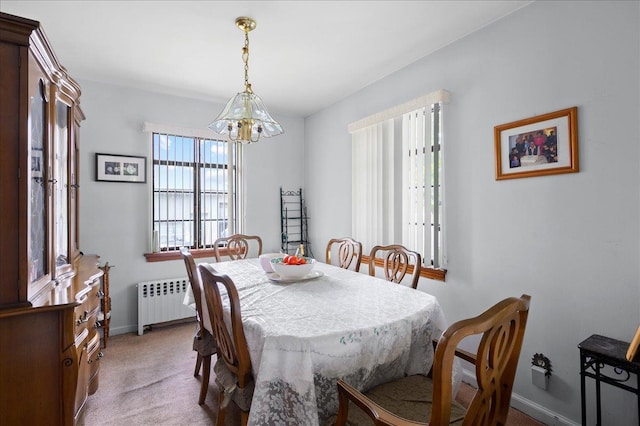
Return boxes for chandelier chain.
[243,29,251,92]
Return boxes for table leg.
[580,352,587,426]
[595,361,601,426]
[637,376,640,426]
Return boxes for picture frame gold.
[494,107,578,180]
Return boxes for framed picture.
[95,153,147,183]
[494,107,578,180]
[31,149,43,179]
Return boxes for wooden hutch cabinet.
[0,12,103,424]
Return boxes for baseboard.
[461,369,579,426]
[110,318,196,337]
[110,324,138,336]
[510,393,579,426]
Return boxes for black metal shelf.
[280,187,313,257]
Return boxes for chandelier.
[208,17,284,144]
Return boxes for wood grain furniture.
[578,334,640,426]
[335,294,531,425]
[325,237,363,272]
[97,263,112,348]
[213,234,263,262]
[0,12,103,425]
[185,259,447,425]
[199,264,254,426]
[369,244,423,289]
[180,248,217,405]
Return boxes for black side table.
[578,334,640,425]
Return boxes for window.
[152,131,242,252]
[402,103,443,269]
[350,90,447,277]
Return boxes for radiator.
[137,277,195,335]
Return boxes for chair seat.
[213,354,254,412]
[335,295,530,426]
[193,327,217,357]
[343,375,466,425]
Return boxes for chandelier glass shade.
[208,17,283,144]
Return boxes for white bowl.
[270,257,315,279]
[259,253,284,273]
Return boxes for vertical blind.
[351,120,395,252]
[402,104,444,268]
[349,90,447,269]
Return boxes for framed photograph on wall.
[494,106,578,180]
[95,153,147,183]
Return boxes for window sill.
[144,251,447,281]
[144,248,219,262]
[361,255,446,282]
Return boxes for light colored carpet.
[79,321,545,426]
[78,320,231,426]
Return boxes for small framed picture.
[95,153,147,183]
[494,107,578,180]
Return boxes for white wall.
[304,1,639,425]
[77,80,305,335]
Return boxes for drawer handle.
[94,321,102,329]
[97,290,105,298]
[88,352,104,364]
[76,310,89,325]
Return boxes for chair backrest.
[198,263,253,389]
[180,247,206,335]
[326,237,363,272]
[430,294,531,426]
[213,234,263,262]
[368,244,422,289]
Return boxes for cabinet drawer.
[74,282,100,336]
[87,332,102,395]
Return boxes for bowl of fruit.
[270,255,315,279]
[259,253,284,273]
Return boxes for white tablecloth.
[185,259,450,426]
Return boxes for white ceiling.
[2,1,532,117]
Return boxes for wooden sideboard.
[0,12,102,424]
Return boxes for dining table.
[184,258,456,426]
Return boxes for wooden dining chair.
[199,263,254,426]
[326,237,363,272]
[368,244,422,289]
[335,294,531,426]
[213,233,263,262]
[180,247,217,405]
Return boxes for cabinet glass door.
[55,100,69,268]
[70,130,79,260]
[29,80,48,283]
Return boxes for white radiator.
[137,277,195,335]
